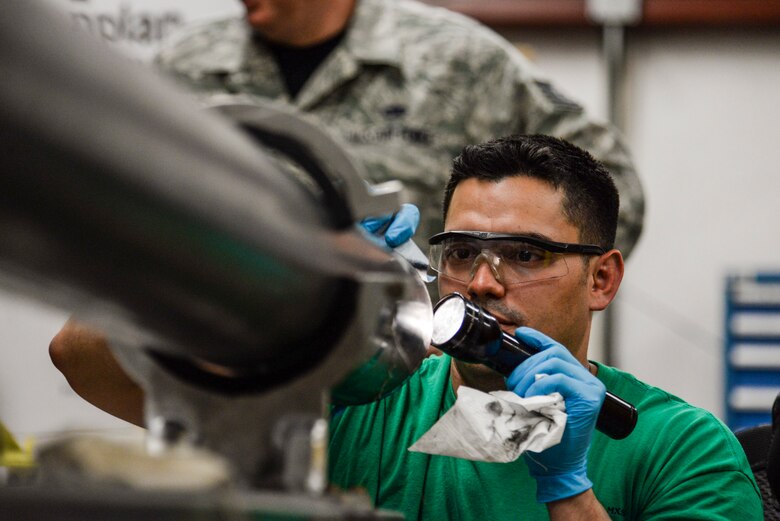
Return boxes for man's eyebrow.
[447,230,561,243]
[500,230,556,243]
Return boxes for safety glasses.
[428,231,606,286]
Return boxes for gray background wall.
[3,0,779,439]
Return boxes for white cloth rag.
[408,386,566,463]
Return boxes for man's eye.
[444,245,476,263]
[502,246,547,265]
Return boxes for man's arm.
[547,490,611,520]
[507,327,611,521]
[49,320,145,427]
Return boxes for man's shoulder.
[592,365,760,518]
[597,363,740,447]
[599,364,713,414]
[390,0,488,32]
[368,0,526,68]
[155,17,249,74]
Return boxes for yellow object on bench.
[0,421,35,469]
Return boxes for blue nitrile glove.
[359,203,420,248]
[506,327,606,504]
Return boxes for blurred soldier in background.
[156,0,644,256]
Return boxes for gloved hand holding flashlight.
[506,327,606,504]
[359,203,420,248]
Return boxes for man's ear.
[589,249,624,311]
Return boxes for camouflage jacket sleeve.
[520,76,645,258]
[462,32,645,258]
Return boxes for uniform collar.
[221,0,401,72]
[343,0,403,69]
[185,1,404,109]
[184,0,403,74]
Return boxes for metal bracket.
[213,103,405,225]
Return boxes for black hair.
[442,134,619,250]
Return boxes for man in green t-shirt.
[329,134,762,520]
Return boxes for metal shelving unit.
[725,273,780,431]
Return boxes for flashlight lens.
[431,295,466,345]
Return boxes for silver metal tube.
[0,1,403,369]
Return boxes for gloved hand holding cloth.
[507,327,606,503]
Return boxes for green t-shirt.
[329,354,762,520]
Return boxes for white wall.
[3,2,779,440]
[511,27,780,416]
[622,29,780,414]
[43,0,242,61]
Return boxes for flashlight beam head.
[431,293,504,364]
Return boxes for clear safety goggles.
[428,231,606,286]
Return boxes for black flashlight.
[431,293,638,440]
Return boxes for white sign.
[46,0,242,61]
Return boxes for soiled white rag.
[408,386,566,463]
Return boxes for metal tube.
[0,1,402,369]
[601,23,627,367]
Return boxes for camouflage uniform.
[156,0,644,257]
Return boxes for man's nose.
[466,258,505,300]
